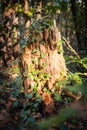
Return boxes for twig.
[63,89,82,100]
[62,37,80,59]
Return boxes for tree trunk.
[0,2,15,66]
[83,0,87,49]
[70,0,82,50]
[21,26,66,93]
[19,0,66,93]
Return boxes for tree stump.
[21,26,66,93]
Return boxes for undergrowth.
[0,52,87,130]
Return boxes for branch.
[62,37,80,59]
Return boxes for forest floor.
[0,44,87,130]
[0,65,87,130]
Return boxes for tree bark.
[83,0,87,48]
[18,0,67,93]
[21,26,66,93]
[70,0,82,50]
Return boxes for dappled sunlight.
[0,0,87,130]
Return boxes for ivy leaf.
[27,116,34,124]
[54,94,62,101]
[27,11,33,17]
[32,48,39,53]
[25,93,33,99]
[12,100,19,108]
[36,98,42,103]
[33,103,39,108]
[40,41,45,44]
[22,103,27,109]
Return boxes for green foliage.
[38,107,78,130]
[45,5,59,14]
[41,53,46,58]
[16,4,33,17]
[37,72,87,130]
[64,54,87,80]
[57,40,64,53]
[12,100,19,108]
[44,0,68,15]
[38,51,87,130]
[54,94,62,101]
[40,41,45,44]
[32,57,38,63]
[18,92,41,129]
[8,66,20,74]
[58,1,68,12]
[80,57,87,70]
[41,73,50,80]
[16,4,23,13]
[10,75,23,97]
[32,48,39,53]
[18,19,52,53]
[10,83,42,129]
[1,1,87,129]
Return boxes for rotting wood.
[21,26,66,93]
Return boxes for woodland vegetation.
[0,0,87,130]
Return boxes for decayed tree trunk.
[19,0,66,93]
[21,26,66,93]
